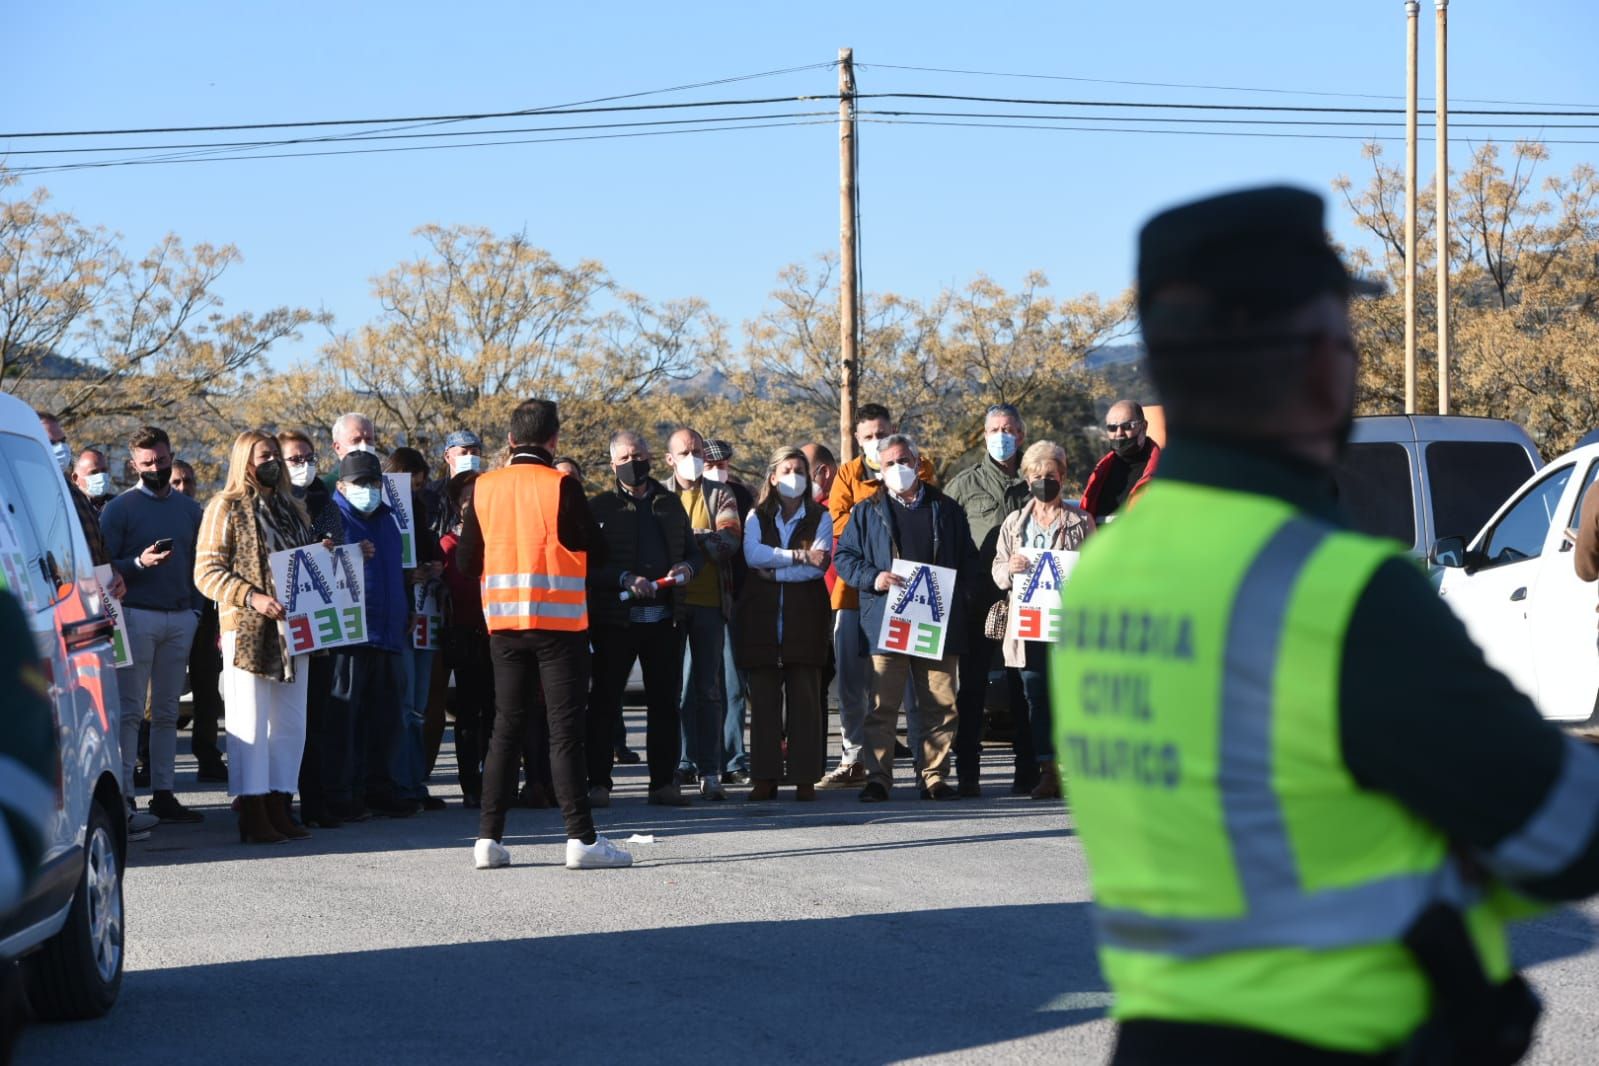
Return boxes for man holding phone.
[100,425,207,828]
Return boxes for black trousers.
[298,653,334,815]
[326,646,406,809]
[953,604,1035,786]
[479,629,593,843]
[445,626,496,800]
[1112,1020,1399,1065]
[587,620,683,792]
[188,602,224,766]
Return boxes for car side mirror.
[1431,536,1468,569]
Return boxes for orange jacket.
[475,463,588,632]
[827,453,938,610]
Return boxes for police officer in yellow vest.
[456,399,633,871]
[1052,186,1599,1064]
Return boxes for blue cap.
[444,430,482,452]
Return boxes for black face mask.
[255,459,283,487]
[616,459,651,487]
[1029,476,1061,503]
[1112,437,1145,463]
[141,466,173,492]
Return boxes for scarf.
[229,488,313,682]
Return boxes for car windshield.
[1426,441,1540,541]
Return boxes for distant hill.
[2,346,98,380]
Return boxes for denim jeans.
[393,647,435,801]
[1020,668,1052,763]
[677,605,726,777]
[721,620,751,773]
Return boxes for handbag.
[984,597,1009,641]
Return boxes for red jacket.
[439,532,485,630]
[1080,441,1161,519]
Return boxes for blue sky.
[8,2,1598,368]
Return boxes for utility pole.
[838,46,860,463]
[1404,1,1420,414]
[1435,0,1451,414]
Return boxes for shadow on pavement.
[20,903,1109,1065]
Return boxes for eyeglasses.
[1105,420,1145,436]
[285,454,316,466]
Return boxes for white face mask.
[674,454,705,483]
[51,440,72,472]
[453,454,484,476]
[85,472,112,498]
[702,465,729,484]
[861,438,882,467]
[775,472,807,499]
[346,442,375,455]
[882,463,918,494]
[288,460,318,489]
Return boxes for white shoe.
[473,838,511,869]
[588,786,610,809]
[565,834,633,870]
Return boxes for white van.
[0,392,126,1018]
[1432,441,1599,724]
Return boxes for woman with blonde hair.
[735,446,834,801]
[194,430,320,843]
[991,440,1095,800]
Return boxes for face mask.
[141,467,173,492]
[1029,476,1061,503]
[85,472,112,498]
[288,460,318,489]
[861,438,882,467]
[255,459,283,487]
[1112,437,1144,462]
[453,454,483,476]
[775,472,807,500]
[343,483,381,514]
[882,463,918,494]
[347,442,375,455]
[702,465,729,484]
[674,455,705,483]
[51,441,72,472]
[986,432,1018,463]
[617,459,650,488]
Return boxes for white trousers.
[221,632,309,796]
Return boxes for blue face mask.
[343,483,381,514]
[986,432,1018,463]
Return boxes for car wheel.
[24,800,124,1020]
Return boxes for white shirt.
[742,505,832,582]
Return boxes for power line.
[856,109,1599,130]
[858,116,1599,146]
[854,92,1599,118]
[859,61,1599,109]
[7,119,838,175]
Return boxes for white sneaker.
[588,786,611,809]
[473,838,511,869]
[565,834,633,870]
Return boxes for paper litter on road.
[624,834,656,844]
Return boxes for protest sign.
[1007,548,1080,643]
[874,559,958,660]
[411,580,442,650]
[0,506,37,611]
[383,474,417,569]
[93,564,133,668]
[270,543,368,654]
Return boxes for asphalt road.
[14,716,1599,1066]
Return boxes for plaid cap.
[444,430,482,451]
[704,439,734,462]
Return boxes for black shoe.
[1008,775,1038,797]
[302,809,344,829]
[422,796,448,811]
[723,770,749,785]
[921,782,960,801]
[332,803,372,823]
[858,781,889,803]
[149,790,205,823]
[613,747,642,765]
[369,797,420,817]
[673,768,699,787]
[462,793,481,809]
[134,763,151,788]
[894,741,913,760]
[195,761,229,783]
[959,780,982,798]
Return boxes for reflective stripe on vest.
[476,463,588,633]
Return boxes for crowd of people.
[32,393,1161,869]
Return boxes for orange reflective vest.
[475,462,588,633]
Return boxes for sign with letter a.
[93,564,133,668]
[1007,548,1079,643]
[383,474,417,569]
[270,544,368,654]
[874,560,957,660]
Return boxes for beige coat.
[990,499,1095,669]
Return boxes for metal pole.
[837,47,860,463]
[1435,0,1450,415]
[1404,1,1420,414]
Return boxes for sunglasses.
[1105,420,1145,435]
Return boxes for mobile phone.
[152,538,175,553]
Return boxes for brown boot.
[746,779,779,802]
[266,792,311,839]
[794,783,816,802]
[1029,762,1061,801]
[238,795,288,844]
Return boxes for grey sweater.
[101,487,205,612]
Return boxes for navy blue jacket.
[834,484,980,658]
[331,492,408,653]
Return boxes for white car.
[1434,441,1599,723]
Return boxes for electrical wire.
[855,109,1599,130]
[857,116,1599,146]
[853,92,1599,118]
